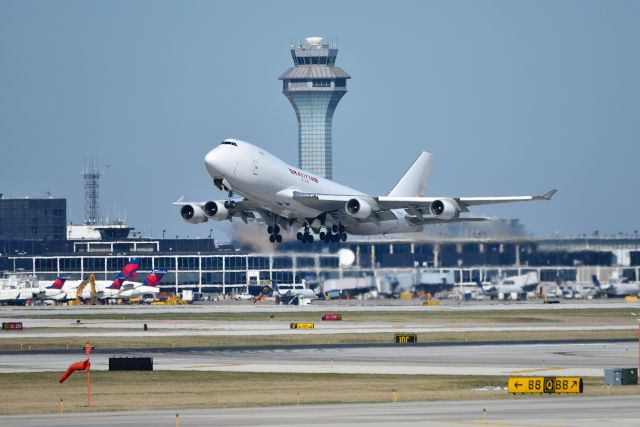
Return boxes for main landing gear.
[320,223,347,243]
[267,224,282,243]
[297,223,347,244]
[296,227,314,244]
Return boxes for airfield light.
[632,313,640,385]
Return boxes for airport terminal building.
[4,230,640,295]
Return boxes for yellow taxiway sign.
[508,377,583,394]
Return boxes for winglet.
[535,189,558,201]
[172,195,187,205]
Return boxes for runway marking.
[186,364,243,368]
[508,367,565,374]
[434,420,566,426]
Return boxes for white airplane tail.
[388,151,434,197]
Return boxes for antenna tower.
[82,160,102,225]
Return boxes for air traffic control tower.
[279,37,350,179]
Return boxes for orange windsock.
[59,359,90,383]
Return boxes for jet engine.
[203,201,229,221]
[345,198,372,219]
[180,204,207,224]
[429,198,459,220]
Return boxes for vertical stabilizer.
[144,269,167,287]
[388,152,434,197]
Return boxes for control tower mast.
[279,37,350,179]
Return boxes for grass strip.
[1,371,638,415]
[0,329,634,352]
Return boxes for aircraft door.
[253,160,259,175]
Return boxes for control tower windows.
[295,57,333,65]
[312,79,331,88]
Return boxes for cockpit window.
[221,141,238,147]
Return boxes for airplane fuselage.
[604,282,640,297]
[204,140,420,235]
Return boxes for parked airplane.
[0,284,37,304]
[592,274,640,297]
[96,273,127,300]
[0,274,39,305]
[480,271,540,299]
[272,280,317,300]
[60,258,142,300]
[176,139,556,243]
[35,275,70,301]
[116,269,167,299]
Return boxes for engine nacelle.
[429,198,459,220]
[345,198,373,219]
[180,204,207,224]
[203,201,228,221]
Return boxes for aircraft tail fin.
[48,275,69,290]
[388,152,434,197]
[144,269,167,287]
[121,257,141,281]
[591,274,602,288]
[108,273,126,290]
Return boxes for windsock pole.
[84,342,93,407]
[87,368,91,407]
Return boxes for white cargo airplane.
[176,139,556,243]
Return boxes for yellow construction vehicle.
[150,295,186,305]
[73,273,97,305]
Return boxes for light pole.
[632,313,640,385]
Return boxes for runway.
[0,300,635,316]
[2,395,638,426]
[0,340,634,376]
[0,317,634,338]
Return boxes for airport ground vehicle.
[233,292,254,301]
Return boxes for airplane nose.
[204,149,222,177]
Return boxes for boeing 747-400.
[176,139,556,243]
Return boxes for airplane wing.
[291,191,357,210]
[176,188,556,227]
[292,189,557,222]
[376,189,558,212]
[225,199,263,223]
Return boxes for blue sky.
[1,1,639,240]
